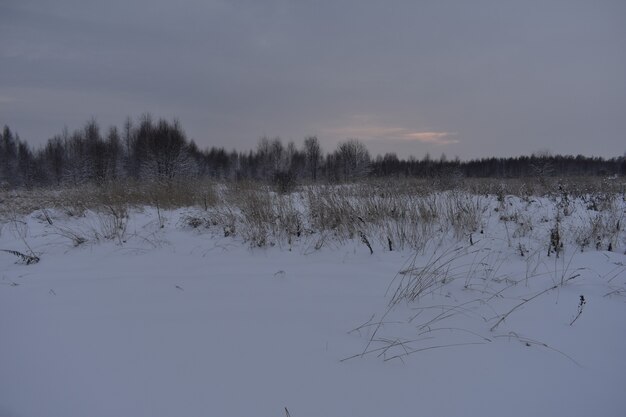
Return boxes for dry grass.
[1,176,624,252]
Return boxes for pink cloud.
[401,131,459,145]
[323,124,458,145]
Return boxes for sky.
[1,0,625,159]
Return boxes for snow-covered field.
[1,188,625,417]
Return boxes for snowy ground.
[1,194,625,417]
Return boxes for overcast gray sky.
[1,0,625,159]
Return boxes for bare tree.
[256,136,288,181]
[139,119,196,184]
[63,130,89,186]
[1,125,18,186]
[16,140,35,188]
[303,136,321,181]
[43,136,65,186]
[335,138,371,181]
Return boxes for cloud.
[401,131,459,145]
[323,121,458,146]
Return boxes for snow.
[1,196,625,417]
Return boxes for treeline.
[1,116,625,189]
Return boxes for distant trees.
[0,126,39,188]
[16,141,35,188]
[303,136,321,181]
[1,126,18,186]
[132,118,196,184]
[42,136,65,186]
[373,153,401,177]
[0,116,625,189]
[334,139,370,181]
[256,137,288,181]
